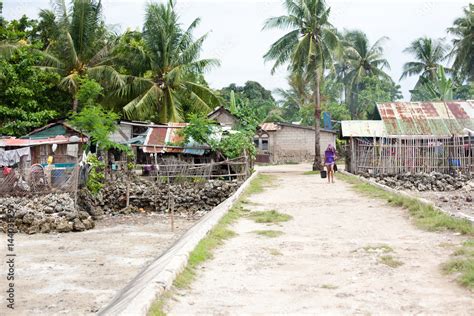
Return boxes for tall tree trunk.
[312,73,322,171]
[72,98,79,113]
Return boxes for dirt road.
[167,164,474,315]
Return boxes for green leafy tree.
[448,4,473,82]
[411,67,456,101]
[37,0,123,112]
[357,76,402,119]
[115,1,220,123]
[400,37,450,85]
[69,78,127,151]
[220,81,277,123]
[340,30,391,119]
[0,46,69,136]
[263,0,340,170]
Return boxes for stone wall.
[1,177,242,234]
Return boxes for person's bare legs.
[326,164,331,183]
[331,164,335,183]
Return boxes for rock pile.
[0,193,94,234]
[80,177,242,218]
[365,172,471,192]
[1,176,242,234]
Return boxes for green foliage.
[181,114,256,160]
[179,114,216,146]
[117,1,220,122]
[0,45,69,136]
[86,153,105,195]
[357,76,402,119]
[69,78,129,152]
[411,67,456,101]
[219,130,256,159]
[220,81,277,124]
[447,4,473,82]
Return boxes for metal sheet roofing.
[142,123,209,155]
[0,135,87,147]
[377,101,474,136]
[341,120,386,137]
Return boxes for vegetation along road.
[159,164,474,315]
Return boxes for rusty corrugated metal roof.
[341,120,386,137]
[142,123,209,155]
[0,135,87,147]
[377,101,474,136]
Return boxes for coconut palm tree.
[448,4,473,82]
[263,0,339,171]
[115,1,220,123]
[341,30,391,118]
[400,37,450,85]
[36,0,124,112]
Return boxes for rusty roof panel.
[377,101,474,136]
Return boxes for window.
[261,139,268,150]
[254,139,259,147]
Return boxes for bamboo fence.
[349,136,473,175]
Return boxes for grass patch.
[268,248,282,256]
[363,244,393,253]
[338,172,474,235]
[303,170,320,175]
[253,230,284,238]
[379,255,404,268]
[442,240,474,289]
[242,174,275,198]
[148,173,271,316]
[248,210,293,224]
[320,283,338,289]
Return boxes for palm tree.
[448,4,473,82]
[263,0,339,171]
[400,37,450,84]
[275,73,312,122]
[115,1,220,123]
[38,0,124,112]
[341,30,391,118]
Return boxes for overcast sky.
[3,0,469,100]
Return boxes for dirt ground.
[167,164,474,315]
[0,213,198,315]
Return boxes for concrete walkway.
[167,164,474,315]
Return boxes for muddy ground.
[167,164,474,315]
[0,213,198,315]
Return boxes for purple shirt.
[324,148,336,164]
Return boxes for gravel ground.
[166,164,474,315]
[412,190,474,219]
[0,213,198,315]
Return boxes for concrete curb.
[340,170,474,223]
[98,171,260,316]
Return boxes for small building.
[207,106,239,129]
[342,101,474,175]
[254,122,337,164]
[127,122,214,165]
[0,121,88,167]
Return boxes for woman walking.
[324,144,337,183]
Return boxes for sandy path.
[167,164,474,315]
[0,214,197,315]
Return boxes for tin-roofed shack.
[0,121,88,168]
[342,101,474,175]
